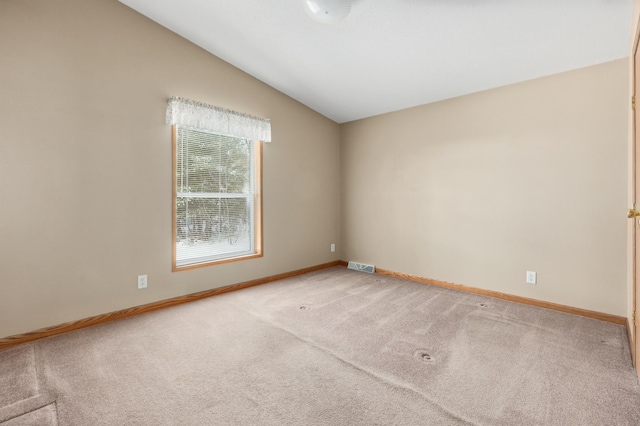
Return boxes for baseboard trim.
[375,267,627,325]
[0,261,341,352]
[3,260,626,352]
[628,319,636,367]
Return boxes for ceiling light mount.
[304,0,351,24]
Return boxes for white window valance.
[165,96,271,142]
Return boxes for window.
[166,97,270,270]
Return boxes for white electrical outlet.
[137,275,148,289]
[330,243,336,253]
[526,271,537,285]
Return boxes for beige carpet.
[1,266,639,425]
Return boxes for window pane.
[174,125,259,269]
[177,128,252,195]
[176,197,253,266]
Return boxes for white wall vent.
[347,261,375,274]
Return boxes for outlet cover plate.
[526,271,537,285]
[138,275,148,289]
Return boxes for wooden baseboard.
[0,261,341,352]
[628,319,636,367]
[375,267,627,325]
[2,260,627,352]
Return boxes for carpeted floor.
[1,266,639,425]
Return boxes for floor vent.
[347,261,375,274]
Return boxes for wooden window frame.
[171,125,263,272]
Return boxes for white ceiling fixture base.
[304,0,351,24]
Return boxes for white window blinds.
[175,128,258,267]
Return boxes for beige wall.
[0,0,630,339]
[341,59,629,316]
[0,0,341,338]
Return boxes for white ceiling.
[119,0,632,123]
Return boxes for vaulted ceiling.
[120,0,632,123]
